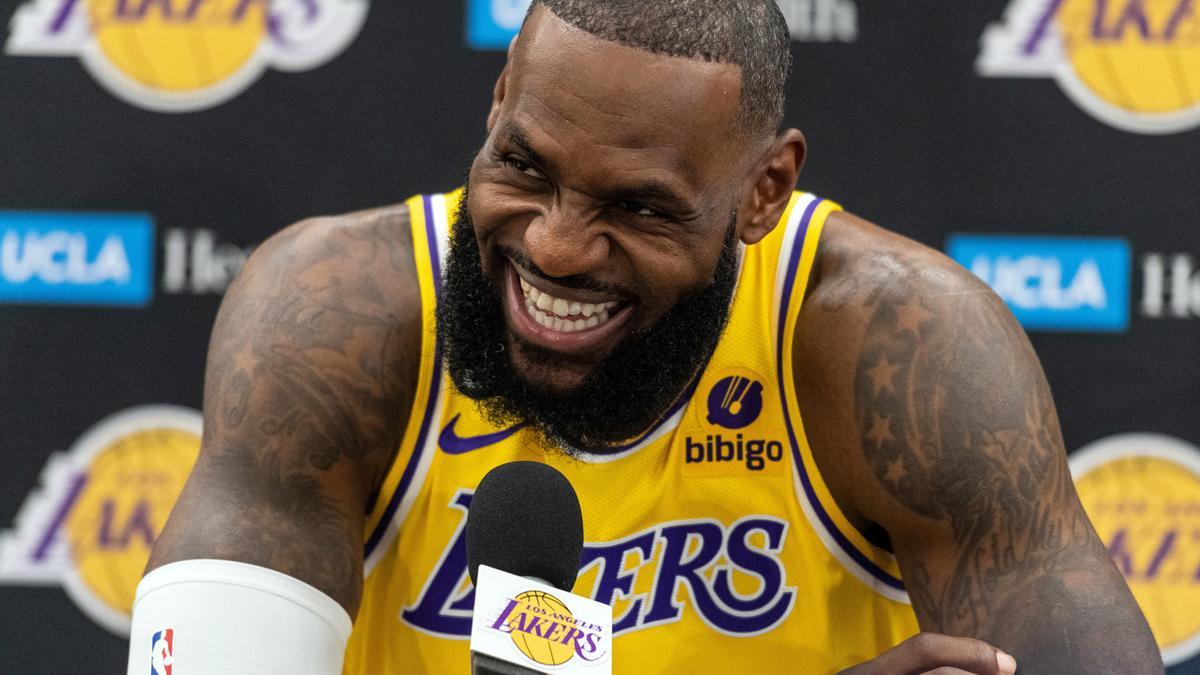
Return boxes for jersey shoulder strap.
[773,193,909,600]
[361,191,459,569]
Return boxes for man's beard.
[436,193,740,455]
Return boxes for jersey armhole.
[361,191,459,573]
[775,194,911,604]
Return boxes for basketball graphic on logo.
[1058,0,1200,116]
[506,590,577,666]
[6,0,370,112]
[1071,433,1200,666]
[85,0,266,93]
[55,406,203,634]
[979,0,1200,133]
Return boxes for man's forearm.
[908,539,1163,675]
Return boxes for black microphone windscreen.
[466,461,584,592]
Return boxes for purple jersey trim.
[775,198,905,592]
[364,195,445,558]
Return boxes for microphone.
[466,461,612,675]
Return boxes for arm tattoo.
[851,260,1161,673]
[150,210,419,615]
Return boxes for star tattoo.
[864,355,900,396]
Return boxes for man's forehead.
[507,7,744,164]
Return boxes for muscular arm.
[797,213,1161,673]
[147,205,421,616]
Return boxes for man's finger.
[879,633,1017,675]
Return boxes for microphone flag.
[470,565,613,674]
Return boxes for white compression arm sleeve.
[127,559,353,675]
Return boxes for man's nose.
[522,207,610,279]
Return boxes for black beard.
[436,191,739,455]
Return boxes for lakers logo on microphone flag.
[472,565,613,673]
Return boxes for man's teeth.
[520,277,616,333]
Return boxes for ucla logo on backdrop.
[403,491,796,639]
[1070,433,1200,666]
[0,212,154,306]
[0,406,202,634]
[465,0,859,50]
[4,0,369,112]
[466,0,528,50]
[946,234,1131,332]
[978,0,1200,134]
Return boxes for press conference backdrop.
[0,0,1196,672]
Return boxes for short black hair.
[528,0,792,136]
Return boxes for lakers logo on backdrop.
[979,0,1200,134]
[0,406,201,634]
[4,0,369,112]
[1071,433,1200,666]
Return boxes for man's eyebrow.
[498,125,547,166]
[607,182,692,209]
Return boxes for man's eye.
[503,157,543,179]
[620,201,664,218]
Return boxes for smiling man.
[130,1,1161,674]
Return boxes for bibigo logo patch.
[978,0,1200,134]
[0,406,202,634]
[684,369,784,475]
[1070,432,1200,666]
[4,0,369,112]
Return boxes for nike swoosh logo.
[438,414,523,454]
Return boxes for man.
[128,1,1161,673]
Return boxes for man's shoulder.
[244,201,422,326]
[805,209,987,316]
[791,209,1011,529]
[795,207,1007,391]
[210,201,427,491]
[260,201,416,270]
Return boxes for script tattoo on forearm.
[849,256,1161,673]
[151,210,418,614]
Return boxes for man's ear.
[487,37,520,132]
[738,129,807,245]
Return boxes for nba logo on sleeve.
[150,628,174,675]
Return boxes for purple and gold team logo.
[489,590,606,666]
[1071,433,1200,666]
[979,0,1200,134]
[4,0,369,112]
[0,406,202,634]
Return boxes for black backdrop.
[1,1,1197,672]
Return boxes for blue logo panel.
[466,0,532,50]
[946,234,1130,332]
[0,212,154,307]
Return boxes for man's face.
[439,7,755,451]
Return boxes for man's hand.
[838,633,1017,675]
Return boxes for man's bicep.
[851,266,1161,673]
[148,215,418,616]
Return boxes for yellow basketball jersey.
[342,190,919,674]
